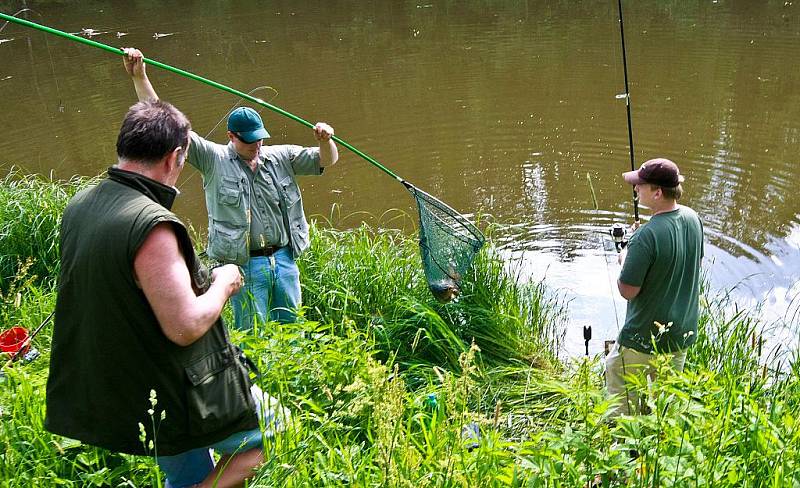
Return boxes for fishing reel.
[610,223,629,253]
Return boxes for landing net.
[405,183,485,302]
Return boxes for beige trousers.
[605,342,687,417]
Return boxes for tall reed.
[298,219,566,374]
[0,171,92,290]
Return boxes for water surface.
[1,0,798,355]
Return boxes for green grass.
[1,174,799,487]
[0,280,159,487]
[298,219,565,375]
[0,170,92,291]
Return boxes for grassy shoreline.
[1,174,799,487]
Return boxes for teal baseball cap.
[227,107,270,143]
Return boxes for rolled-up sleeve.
[286,145,322,176]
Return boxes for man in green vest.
[46,99,284,487]
[123,48,339,331]
[605,158,704,417]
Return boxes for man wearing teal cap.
[228,106,271,142]
[124,48,339,331]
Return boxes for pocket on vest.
[218,177,242,206]
[292,220,309,251]
[209,221,247,263]
[184,347,254,434]
[278,176,301,208]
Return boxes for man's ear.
[165,145,183,171]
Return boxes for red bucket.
[0,326,30,358]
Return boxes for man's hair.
[650,183,683,201]
[116,100,191,165]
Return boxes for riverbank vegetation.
[1,174,799,487]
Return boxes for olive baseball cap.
[227,107,270,143]
[623,158,685,188]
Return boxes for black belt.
[250,246,280,257]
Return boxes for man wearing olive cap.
[124,48,339,331]
[606,158,704,417]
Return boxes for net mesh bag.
[406,184,486,302]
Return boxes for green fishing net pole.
[0,12,485,302]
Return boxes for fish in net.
[405,183,485,303]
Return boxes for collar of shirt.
[107,166,178,209]
[226,142,276,168]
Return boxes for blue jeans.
[230,247,301,330]
[157,385,290,488]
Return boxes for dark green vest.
[45,168,258,456]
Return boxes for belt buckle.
[251,245,279,258]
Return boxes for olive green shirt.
[618,205,704,353]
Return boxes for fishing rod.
[551,2,641,358]
[0,12,402,184]
[616,0,640,224]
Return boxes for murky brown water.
[1,0,798,355]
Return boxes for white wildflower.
[654,321,673,335]
[138,422,147,443]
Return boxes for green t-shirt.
[618,205,704,353]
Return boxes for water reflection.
[499,220,800,356]
[0,0,798,356]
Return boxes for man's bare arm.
[314,122,339,167]
[123,48,159,102]
[617,279,641,301]
[134,223,241,346]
